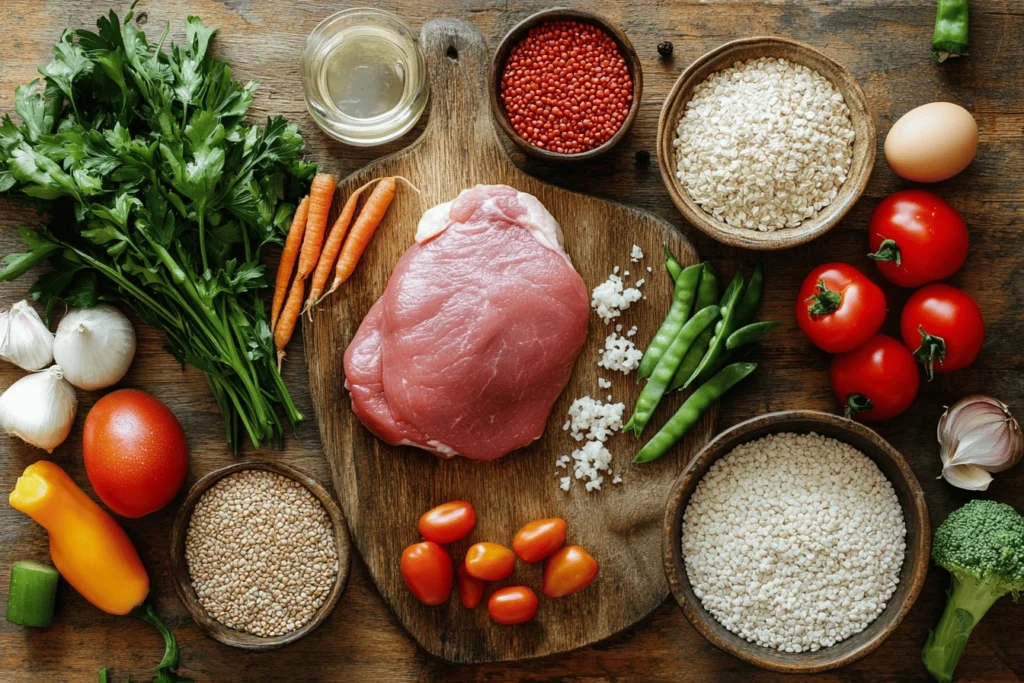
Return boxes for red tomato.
[82,389,188,518]
[418,500,476,544]
[868,190,969,288]
[830,335,920,421]
[487,586,539,625]
[900,283,984,379]
[457,563,485,609]
[464,542,516,581]
[401,542,453,606]
[796,263,887,353]
[542,545,599,598]
[512,518,566,563]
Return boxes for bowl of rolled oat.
[662,410,930,672]
[169,460,351,650]
[657,37,876,250]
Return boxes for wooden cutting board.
[305,18,714,663]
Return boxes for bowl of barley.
[657,37,876,250]
[169,460,351,650]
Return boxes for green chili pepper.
[932,0,969,62]
[663,245,683,281]
[624,305,720,435]
[682,271,745,388]
[637,263,702,379]
[726,321,780,350]
[732,260,764,326]
[634,362,758,463]
[671,263,721,390]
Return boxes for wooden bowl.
[169,460,351,651]
[662,410,930,673]
[489,8,643,162]
[657,37,876,250]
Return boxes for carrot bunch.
[271,172,412,369]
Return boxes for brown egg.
[884,102,978,183]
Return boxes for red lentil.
[500,20,633,155]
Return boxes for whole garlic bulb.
[0,300,54,371]
[938,395,1024,491]
[0,365,77,452]
[53,305,136,391]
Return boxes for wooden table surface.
[0,1,1021,681]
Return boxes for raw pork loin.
[344,184,589,461]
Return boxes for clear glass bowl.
[301,8,429,146]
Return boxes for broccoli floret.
[922,500,1024,682]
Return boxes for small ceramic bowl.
[169,460,351,651]
[662,410,930,673]
[489,8,643,162]
[657,37,876,249]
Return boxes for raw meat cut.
[344,184,590,461]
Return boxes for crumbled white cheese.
[597,333,642,373]
[631,245,644,262]
[591,274,642,324]
[598,377,612,389]
[557,397,626,493]
[635,278,645,287]
[626,325,638,338]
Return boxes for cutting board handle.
[418,19,506,162]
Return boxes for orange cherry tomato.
[401,542,453,606]
[457,563,485,609]
[543,545,599,598]
[512,518,566,563]
[418,500,476,544]
[464,542,516,581]
[487,586,539,625]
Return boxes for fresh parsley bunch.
[0,6,317,451]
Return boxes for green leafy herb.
[0,5,317,451]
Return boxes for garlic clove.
[0,300,55,372]
[946,419,1016,470]
[53,305,136,391]
[0,365,77,452]
[941,463,993,491]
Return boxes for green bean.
[624,305,720,435]
[663,245,683,281]
[733,259,764,326]
[637,263,702,379]
[670,263,721,391]
[726,321,779,350]
[681,271,745,388]
[634,362,758,463]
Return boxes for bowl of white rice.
[656,37,876,250]
[662,410,929,673]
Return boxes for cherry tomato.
[830,334,920,421]
[868,190,968,288]
[796,263,887,354]
[401,542,453,606]
[900,283,984,379]
[418,500,476,544]
[542,545,599,598]
[512,518,566,563]
[457,563,485,609]
[487,586,539,625]
[464,542,516,581]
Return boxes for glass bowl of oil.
[301,8,429,146]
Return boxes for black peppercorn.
[635,150,651,167]
[657,41,674,57]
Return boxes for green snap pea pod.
[624,305,720,435]
[682,271,745,388]
[634,362,758,463]
[732,260,764,326]
[932,0,968,62]
[726,321,780,350]
[663,245,683,281]
[671,263,720,389]
[637,263,702,379]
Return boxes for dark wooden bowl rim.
[169,460,352,651]
[662,410,930,673]
[489,7,643,162]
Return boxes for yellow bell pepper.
[9,460,149,615]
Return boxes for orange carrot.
[324,176,418,298]
[270,196,309,332]
[275,277,306,370]
[298,172,338,279]
[303,178,382,317]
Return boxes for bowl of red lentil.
[168,460,351,651]
[489,8,643,162]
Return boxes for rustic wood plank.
[0,0,1021,680]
